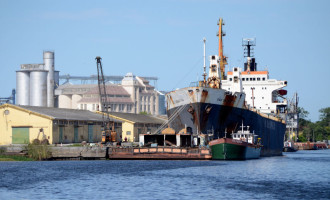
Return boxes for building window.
[250,78,253,81]
[257,78,260,81]
[262,77,266,81]
[211,65,217,72]
[242,78,245,81]
[80,104,83,109]
[84,104,87,110]
[253,78,256,81]
[229,78,232,81]
[126,131,131,135]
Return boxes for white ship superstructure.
[221,38,287,116]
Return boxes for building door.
[12,127,29,144]
[59,126,64,143]
[88,125,93,142]
[74,127,79,143]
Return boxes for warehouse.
[106,112,167,143]
[0,104,121,145]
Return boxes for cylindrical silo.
[30,70,47,107]
[44,51,54,107]
[16,71,30,105]
[54,70,59,88]
[54,71,60,108]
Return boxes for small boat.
[283,141,298,152]
[209,124,262,160]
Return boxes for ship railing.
[247,107,286,123]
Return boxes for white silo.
[54,70,60,88]
[30,70,47,106]
[16,71,30,105]
[43,51,54,107]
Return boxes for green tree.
[298,107,309,120]
[319,107,330,122]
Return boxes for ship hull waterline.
[167,102,285,157]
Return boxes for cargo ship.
[165,18,287,157]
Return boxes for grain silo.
[30,70,48,106]
[16,71,30,105]
[16,51,59,107]
[43,51,55,107]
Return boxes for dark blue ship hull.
[167,103,285,156]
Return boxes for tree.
[319,107,330,125]
[298,107,309,120]
[298,107,330,142]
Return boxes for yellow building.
[106,112,167,142]
[0,104,121,145]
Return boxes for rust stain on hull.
[223,94,236,107]
[200,89,209,103]
[218,94,237,126]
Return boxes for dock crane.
[96,56,116,144]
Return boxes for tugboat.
[283,141,298,152]
[209,123,262,160]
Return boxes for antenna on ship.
[242,38,256,72]
[203,37,207,84]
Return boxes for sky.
[0,0,329,121]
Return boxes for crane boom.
[96,56,116,144]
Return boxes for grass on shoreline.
[0,154,34,161]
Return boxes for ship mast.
[203,37,207,83]
[217,18,227,80]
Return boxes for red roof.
[78,97,133,103]
[84,85,129,95]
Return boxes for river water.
[0,150,329,200]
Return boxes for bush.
[0,147,6,154]
[25,143,52,161]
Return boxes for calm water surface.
[0,150,329,200]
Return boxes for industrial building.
[16,51,59,107]
[0,104,122,145]
[55,73,166,115]
[15,52,165,116]
[106,112,167,143]
[0,103,168,145]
